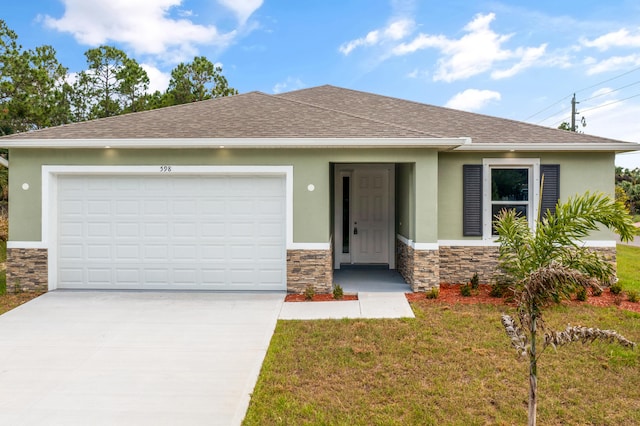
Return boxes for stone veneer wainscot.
[396,238,440,292]
[286,249,333,293]
[6,248,48,292]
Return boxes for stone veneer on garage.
[286,249,333,293]
[6,248,48,292]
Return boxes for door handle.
[353,226,358,235]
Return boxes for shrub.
[627,290,639,303]
[489,274,512,298]
[576,286,588,302]
[304,284,316,300]
[332,284,344,300]
[460,283,472,297]
[425,287,439,299]
[591,285,603,297]
[470,272,479,290]
[610,282,623,295]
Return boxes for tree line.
[616,167,640,218]
[0,19,237,136]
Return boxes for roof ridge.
[298,85,626,144]
[274,88,445,138]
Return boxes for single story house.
[1,85,637,293]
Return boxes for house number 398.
[160,166,172,172]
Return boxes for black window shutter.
[463,165,483,236]
[540,164,560,219]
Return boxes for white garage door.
[57,174,286,290]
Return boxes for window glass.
[491,168,528,201]
[342,176,350,253]
[491,168,530,235]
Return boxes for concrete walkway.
[279,292,415,320]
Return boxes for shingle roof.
[277,85,627,144]
[0,84,636,148]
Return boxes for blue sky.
[4,0,640,167]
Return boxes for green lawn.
[244,302,639,425]
[617,244,640,292]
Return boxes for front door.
[334,164,394,268]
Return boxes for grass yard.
[244,303,640,425]
[617,244,640,292]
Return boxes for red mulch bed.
[406,283,640,313]
[285,293,358,302]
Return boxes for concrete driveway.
[0,291,284,426]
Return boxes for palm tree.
[495,191,637,426]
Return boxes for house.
[1,85,637,293]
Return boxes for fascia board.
[454,143,640,152]
[0,137,471,149]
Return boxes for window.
[482,158,540,239]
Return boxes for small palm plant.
[495,191,637,426]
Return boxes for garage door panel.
[144,245,169,260]
[115,200,140,215]
[116,223,140,238]
[144,199,169,215]
[144,223,168,238]
[116,269,140,283]
[58,268,84,286]
[116,244,140,260]
[87,268,112,284]
[87,200,111,215]
[201,200,226,215]
[59,222,83,238]
[57,174,286,290]
[87,223,111,237]
[173,245,198,259]
[173,222,197,237]
[59,244,83,260]
[87,245,111,259]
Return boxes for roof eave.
[454,142,640,153]
[0,137,471,149]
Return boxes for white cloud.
[581,28,640,51]
[406,68,429,79]
[42,0,248,64]
[272,77,305,94]
[217,0,263,25]
[491,44,547,79]
[445,89,501,111]
[586,54,640,75]
[392,13,545,82]
[339,19,414,55]
[140,64,172,93]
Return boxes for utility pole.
[571,93,578,132]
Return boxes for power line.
[534,106,570,125]
[523,65,640,122]
[579,80,640,104]
[574,64,640,95]
[579,92,640,114]
[523,95,572,121]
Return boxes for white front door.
[334,164,394,268]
